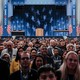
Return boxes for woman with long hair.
[10,47,24,74]
[31,54,45,71]
[56,51,80,80]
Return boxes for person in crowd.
[62,43,75,61]
[56,51,80,80]
[66,43,75,51]
[17,41,24,49]
[52,47,62,70]
[0,44,4,56]
[1,52,10,64]
[10,51,37,80]
[38,64,57,80]
[23,38,28,51]
[47,39,57,56]
[31,54,45,71]
[26,46,32,54]
[30,47,38,68]
[44,38,50,47]
[75,44,80,51]
[39,46,54,67]
[30,47,37,61]
[34,39,41,51]
[76,49,80,63]
[28,42,34,48]
[10,47,24,74]
[70,38,80,51]
[13,39,18,50]
[59,39,66,54]
[2,41,7,49]
[64,38,69,45]
[70,39,75,44]
[0,58,10,80]
[1,40,17,61]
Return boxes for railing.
[11,30,25,36]
[53,30,69,36]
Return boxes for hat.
[1,53,10,59]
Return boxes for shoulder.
[56,70,61,75]
[29,69,38,76]
[13,48,17,52]
[10,70,20,77]
[10,70,21,80]
[28,69,38,80]
[1,49,7,53]
[0,59,9,72]
[56,70,61,80]
[30,69,37,73]
[0,59,10,79]
[0,58,9,65]
[10,58,19,67]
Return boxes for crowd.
[0,37,80,80]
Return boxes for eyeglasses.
[40,74,55,79]
[2,57,9,59]
[68,58,78,62]
[21,57,30,60]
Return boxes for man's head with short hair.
[7,40,13,49]
[20,51,30,69]
[38,64,56,80]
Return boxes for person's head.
[13,39,18,48]
[2,41,7,48]
[0,45,4,52]
[15,47,24,61]
[59,39,66,47]
[34,41,41,48]
[31,54,45,70]
[26,47,32,54]
[20,51,30,70]
[66,43,75,51]
[18,47,24,54]
[76,45,80,51]
[38,64,56,80]
[7,41,13,49]
[77,49,80,63]
[65,51,79,70]
[64,38,69,45]
[71,39,75,44]
[30,47,37,60]
[41,42,47,47]
[59,51,80,80]
[1,53,10,63]
[28,42,33,48]
[17,41,24,48]
[50,39,56,48]
[53,47,59,56]
[40,46,48,56]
